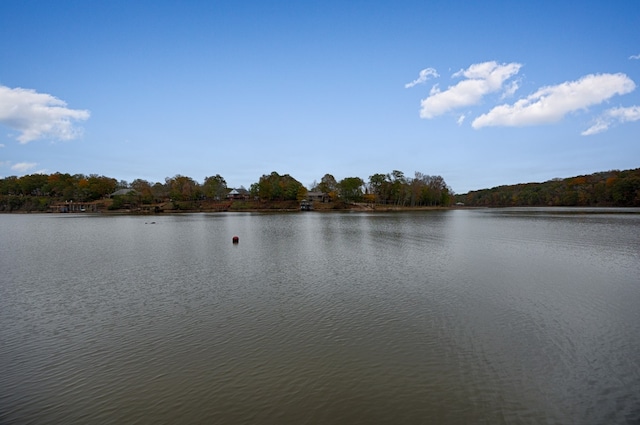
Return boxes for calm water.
[1,209,639,424]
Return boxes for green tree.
[203,174,228,200]
[0,176,20,195]
[18,174,48,196]
[87,175,117,200]
[389,170,407,206]
[254,172,305,201]
[338,177,364,202]
[368,173,389,203]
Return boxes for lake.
[1,208,639,424]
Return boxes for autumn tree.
[165,175,201,201]
[75,175,91,201]
[130,179,155,204]
[45,173,76,199]
[152,182,168,202]
[317,174,338,199]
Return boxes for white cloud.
[501,80,520,99]
[472,73,636,129]
[11,162,38,173]
[629,54,640,60]
[0,143,5,148]
[457,114,466,126]
[582,105,640,135]
[405,68,439,88]
[0,85,90,144]
[419,61,522,118]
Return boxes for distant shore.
[1,199,454,214]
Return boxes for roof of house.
[110,188,137,197]
[228,188,249,195]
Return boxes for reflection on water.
[1,209,639,424]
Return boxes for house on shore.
[306,191,329,202]
[227,187,250,200]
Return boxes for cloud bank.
[582,105,640,135]
[419,61,522,119]
[0,85,90,143]
[472,73,635,129]
[405,68,439,88]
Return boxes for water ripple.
[1,211,639,424]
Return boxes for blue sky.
[1,0,639,193]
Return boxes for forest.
[457,168,640,207]
[3,167,638,212]
[0,170,453,212]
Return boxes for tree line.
[309,170,453,206]
[457,168,640,207]
[0,169,453,212]
[4,168,639,211]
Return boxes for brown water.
[1,209,639,424]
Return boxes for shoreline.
[1,203,454,215]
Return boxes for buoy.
[232,236,239,244]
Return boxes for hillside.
[457,168,640,207]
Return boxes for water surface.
[1,209,639,424]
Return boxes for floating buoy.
[232,236,239,244]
